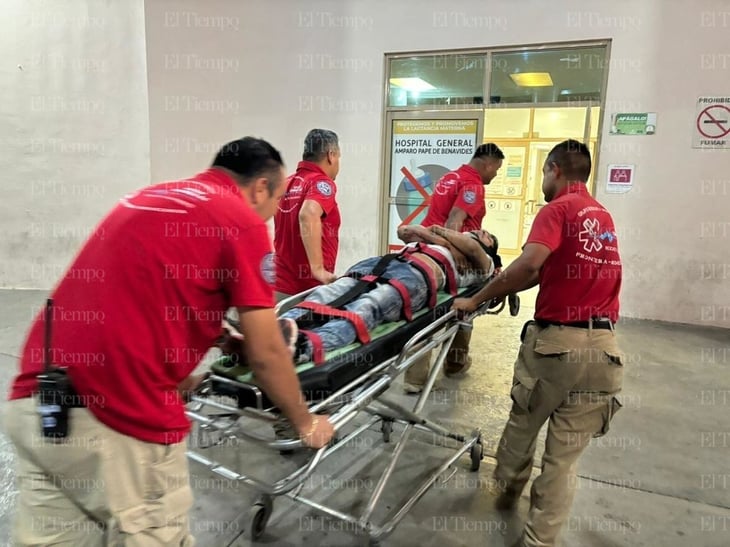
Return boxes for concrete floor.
[0,288,728,546]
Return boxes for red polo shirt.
[274,161,340,294]
[527,183,622,323]
[9,168,275,444]
[422,164,485,231]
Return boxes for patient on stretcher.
[279,225,499,364]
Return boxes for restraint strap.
[298,329,325,365]
[326,253,400,309]
[358,274,414,321]
[402,243,457,296]
[295,301,371,344]
[399,254,438,309]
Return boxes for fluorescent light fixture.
[389,77,436,92]
[509,72,554,87]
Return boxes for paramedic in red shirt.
[422,142,504,232]
[406,143,503,388]
[452,139,624,547]
[274,129,341,300]
[2,137,334,547]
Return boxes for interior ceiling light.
[389,77,436,92]
[509,72,554,87]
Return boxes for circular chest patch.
[463,190,476,204]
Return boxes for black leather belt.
[535,318,614,330]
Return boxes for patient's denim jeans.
[280,257,429,360]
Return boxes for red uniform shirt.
[274,161,340,294]
[9,168,275,444]
[422,164,485,231]
[526,183,622,323]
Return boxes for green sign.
[610,112,657,135]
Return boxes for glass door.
[382,42,609,255]
[483,105,597,254]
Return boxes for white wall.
[0,0,151,288]
[598,1,730,329]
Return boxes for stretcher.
[185,283,519,546]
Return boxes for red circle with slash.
[697,104,730,139]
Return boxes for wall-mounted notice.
[486,146,526,198]
[606,164,635,194]
[609,112,657,135]
[693,97,730,149]
[388,119,479,250]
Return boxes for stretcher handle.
[274,286,319,315]
[393,300,485,369]
[480,297,506,315]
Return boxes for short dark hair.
[302,129,339,162]
[547,139,592,182]
[211,137,284,192]
[473,142,505,161]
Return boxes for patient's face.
[474,229,495,250]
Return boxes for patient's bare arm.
[427,225,469,242]
[397,224,449,246]
[461,241,493,277]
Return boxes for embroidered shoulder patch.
[260,252,276,284]
[316,180,333,197]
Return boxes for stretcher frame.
[184,290,516,546]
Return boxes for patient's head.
[470,229,501,269]
[470,229,498,253]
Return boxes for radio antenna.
[44,298,53,373]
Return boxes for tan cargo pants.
[2,397,195,547]
[496,321,624,547]
[444,324,472,375]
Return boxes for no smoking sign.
[693,97,730,148]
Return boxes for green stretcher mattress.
[210,285,482,409]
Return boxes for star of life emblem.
[579,218,603,253]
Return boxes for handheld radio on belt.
[36,298,73,439]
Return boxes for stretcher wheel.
[381,420,392,443]
[470,442,483,472]
[248,497,273,540]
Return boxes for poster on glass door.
[388,119,478,250]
